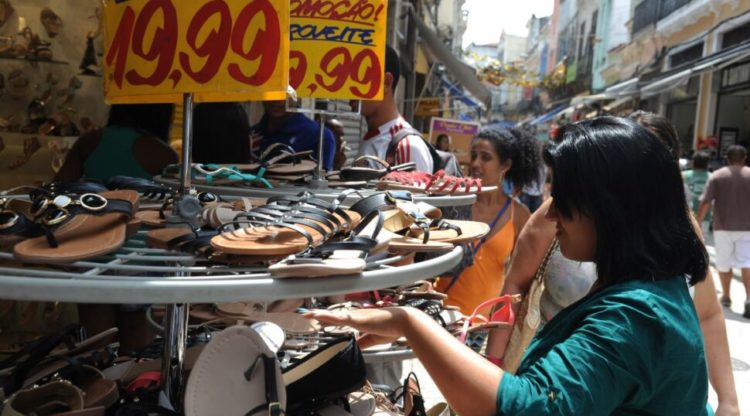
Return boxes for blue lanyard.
[472,198,512,255]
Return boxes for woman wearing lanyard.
[435,128,541,317]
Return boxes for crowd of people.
[48,44,750,415]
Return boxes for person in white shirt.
[351,46,434,173]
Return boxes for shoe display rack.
[0,94,471,410]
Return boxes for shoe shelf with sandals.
[0,180,478,304]
[0,286,487,415]
[0,310,453,415]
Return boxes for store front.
[713,59,750,157]
[666,76,700,155]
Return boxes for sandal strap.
[268,193,353,230]
[234,211,331,241]
[43,197,135,249]
[252,205,341,233]
[347,191,412,217]
[431,219,462,236]
[0,211,43,237]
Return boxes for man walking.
[698,145,750,318]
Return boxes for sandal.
[283,335,366,411]
[7,136,41,170]
[162,163,272,188]
[377,170,496,195]
[235,144,318,176]
[185,325,286,416]
[40,7,63,38]
[1,380,96,416]
[340,156,415,181]
[13,190,139,263]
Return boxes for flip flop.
[233,144,317,176]
[13,190,138,263]
[185,325,286,416]
[162,164,271,187]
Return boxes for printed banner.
[428,117,481,165]
[289,0,387,100]
[103,0,289,103]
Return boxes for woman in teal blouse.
[308,117,712,415]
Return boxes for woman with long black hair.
[307,117,711,415]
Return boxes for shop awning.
[604,77,639,96]
[641,41,750,97]
[570,93,610,106]
[441,78,480,108]
[520,104,568,126]
[641,69,692,97]
[413,11,492,109]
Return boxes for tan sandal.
[13,190,139,263]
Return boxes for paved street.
[402,238,750,414]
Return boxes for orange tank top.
[436,203,516,316]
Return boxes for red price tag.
[103,0,289,103]
[289,0,387,100]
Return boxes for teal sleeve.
[495,301,656,415]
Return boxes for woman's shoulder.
[587,277,696,324]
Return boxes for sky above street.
[462,0,554,47]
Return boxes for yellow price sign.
[103,0,289,103]
[289,0,387,100]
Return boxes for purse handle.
[534,238,559,283]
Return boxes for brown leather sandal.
[13,190,139,263]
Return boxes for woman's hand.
[304,307,410,347]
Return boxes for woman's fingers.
[303,310,351,326]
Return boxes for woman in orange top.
[436,128,541,316]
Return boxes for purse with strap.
[502,238,558,374]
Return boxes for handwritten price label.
[289,0,387,100]
[103,0,289,103]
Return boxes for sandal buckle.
[268,402,282,416]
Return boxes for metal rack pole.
[179,93,194,195]
[161,300,190,410]
[310,108,328,189]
